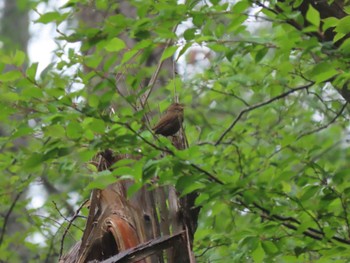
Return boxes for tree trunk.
[60,1,198,262]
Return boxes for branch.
[115,121,224,184]
[232,144,245,178]
[284,195,324,234]
[297,102,348,140]
[204,86,250,107]
[42,176,75,215]
[244,200,350,245]
[53,201,84,232]
[254,1,325,42]
[215,82,314,145]
[68,100,223,184]
[0,191,23,245]
[190,163,224,185]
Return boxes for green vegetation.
[1,0,350,262]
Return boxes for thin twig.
[206,87,250,107]
[59,199,89,260]
[297,102,348,139]
[52,201,84,232]
[196,243,229,257]
[232,144,244,178]
[215,82,314,145]
[287,195,324,234]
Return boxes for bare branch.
[59,199,89,260]
[53,201,84,232]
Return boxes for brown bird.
[152,103,184,136]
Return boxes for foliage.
[0,0,350,262]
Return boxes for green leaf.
[11,125,33,139]
[254,47,268,63]
[322,17,339,31]
[84,55,103,68]
[89,118,105,133]
[66,121,83,140]
[251,242,265,263]
[13,50,26,66]
[26,62,38,80]
[176,42,191,61]
[176,175,206,195]
[299,185,319,201]
[44,125,66,138]
[308,62,339,83]
[35,11,69,25]
[35,11,60,23]
[232,1,250,13]
[306,5,320,27]
[183,28,196,41]
[160,46,178,62]
[87,94,100,108]
[0,70,22,82]
[339,38,350,55]
[121,49,139,64]
[127,181,143,198]
[24,153,43,168]
[104,37,126,52]
[112,167,134,177]
[21,87,43,98]
[262,240,279,255]
[86,171,116,190]
[335,16,350,34]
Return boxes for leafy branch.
[236,197,350,245]
[215,82,314,145]
[120,122,224,185]
[297,102,348,139]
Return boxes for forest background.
[1,0,350,262]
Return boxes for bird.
[152,103,184,136]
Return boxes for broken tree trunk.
[59,126,198,263]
